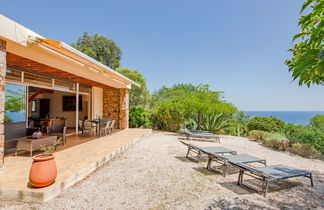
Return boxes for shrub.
[289,143,321,158]
[248,130,272,142]
[284,124,324,153]
[151,100,187,132]
[262,133,290,151]
[309,114,324,131]
[247,116,285,133]
[201,112,231,133]
[225,123,248,137]
[129,106,149,128]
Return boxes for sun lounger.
[183,128,220,143]
[234,163,313,196]
[206,153,267,177]
[180,140,236,161]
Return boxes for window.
[4,84,26,123]
[24,72,52,87]
[55,80,74,91]
[6,68,22,82]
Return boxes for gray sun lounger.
[234,163,314,196]
[183,128,220,143]
[205,153,267,177]
[180,140,236,161]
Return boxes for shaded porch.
[0,128,152,202]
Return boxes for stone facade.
[103,88,129,129]
[0,40,6,168]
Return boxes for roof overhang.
[0,14,139,89]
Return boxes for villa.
[0,14,151,202]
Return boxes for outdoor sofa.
[182,128,220,143]
[234,163,314,196]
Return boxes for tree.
[151,83,237,130]
[117,68,150,108]
[71,32,122,69]
[285,0,324,86]
[309,114,324,130]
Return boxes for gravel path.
[1,131,323,209]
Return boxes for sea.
[244,111,324,125]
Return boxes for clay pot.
[29,153,57,187]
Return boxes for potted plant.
[29,138,62,188]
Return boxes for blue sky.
[2,0,323,111]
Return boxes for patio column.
[102,88,129,129]
[119,88,129,129]
[0,39,7,169]
[75,83,79,134]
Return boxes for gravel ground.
[1,131,323,210]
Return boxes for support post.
[75,83,79,134]
[0,39,7,169]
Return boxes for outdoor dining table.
[88,119,108,137]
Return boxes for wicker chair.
[47,119,67,144]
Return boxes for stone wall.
[0,40,6,168]
[103,88,129,129]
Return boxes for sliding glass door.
[4,83,26,123]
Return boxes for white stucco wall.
[92,87,103,119]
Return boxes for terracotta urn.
[29,154,57,187]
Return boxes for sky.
[1,0,323,111]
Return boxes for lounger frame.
[206,154,266,177]
[183,129,221,143]
[235,164,314,196]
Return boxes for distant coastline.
[244,111,324,125]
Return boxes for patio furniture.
[183,128,220,143]
[47,119,67,145]
[183,127,212,135]
[180,140,236,162]
[206,153,267,177]
[15,135,57,157]
[235,163,313,196]
[26,121,40,136]
[100,120,111,136]
[83,121,96,137]
[108,120,115,134]
[89,119,108,137]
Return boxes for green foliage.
[309,114,324,130]
[71,31,122,69]
[290,143,321,158]
[262,133,290,151]
[284,123,324,153]
[248,130,272,142]
[150,83,238,131]
[247,116,286,133]
[285,0,324,86]
[152,100,187,132]
[201,112,231,133]
[129,106,149,128]
[5,89,25,123]
[117,68,150,108]
[225,122,248,137]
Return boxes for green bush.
[284,124,324,153]
[129,106,149,128]
[248,130,272,142]
[247,116,285,132]
[309,114,324,131]
[262,133,290,151]
[289,143,321,158]
[151,100,187,132]
[225,123,248,137]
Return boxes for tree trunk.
[197,112,201,130]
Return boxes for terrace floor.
[0,128,152,202]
